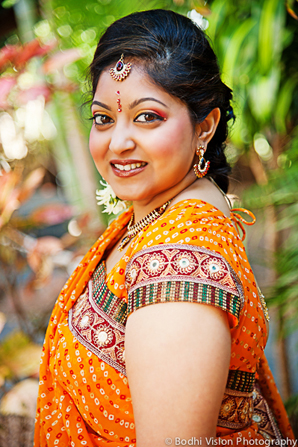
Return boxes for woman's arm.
[125,301,231,447]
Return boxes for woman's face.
[89,64,198,205]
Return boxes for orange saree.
[34,199,294,446]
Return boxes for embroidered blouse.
[34,199,294,446]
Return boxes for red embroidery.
[69,282,126,375]
[126,244,243,303]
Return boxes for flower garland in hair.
[96,180,130,215]
[187,10,209,30]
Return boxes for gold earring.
[193,145,210,178]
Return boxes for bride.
[34,9,294,446]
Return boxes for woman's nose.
[109,123,136,154]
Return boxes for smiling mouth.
[112,162,147,171]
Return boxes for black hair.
[89,9,233,192]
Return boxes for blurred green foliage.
[44,0,172,96]
[206,0,298,153]
[243,130,298,337]
[189,1,298,350]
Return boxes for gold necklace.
[118,199,172,251]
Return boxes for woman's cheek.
[157,121,187,152]
[89,129,96,156]
[89,130,102,161]
[152,131,176,157]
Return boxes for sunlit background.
[0,0,298,443]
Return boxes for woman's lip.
[111,164,147,177]
[110,159,146,165]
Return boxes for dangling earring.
[193,145,210,178]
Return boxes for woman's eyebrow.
[129,97,168,109]
[91,100,111,111]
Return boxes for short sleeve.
[125,244,244,328]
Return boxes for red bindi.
[115,91,122,112]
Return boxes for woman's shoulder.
[127,198,242,273]
[125,197,266,338]
[130,198,239,258]
[170,177,231,217]
[125,198,246,329]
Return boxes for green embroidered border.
[92,264,254,394]
[128,281,241,320]
[226,369,255,393]
[92,262,127,324]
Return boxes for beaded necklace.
[118,199,172,251]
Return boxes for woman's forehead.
[93,66,169,103]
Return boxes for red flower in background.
[0,45,20,71]
[17,85,52,104]
[0,77,17,109]
[0,39,82,110]
[0,39,56,71]
[15,39,56,69]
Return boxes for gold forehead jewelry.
[109,54,132,82]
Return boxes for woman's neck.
[132,170,197,222]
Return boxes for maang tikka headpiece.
[109,54,132,81]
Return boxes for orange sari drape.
[34,200,294,446]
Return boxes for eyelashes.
[90,114,114,125]
[134,112,166,123]
[89,111,167,126]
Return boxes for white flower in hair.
[96,180,130,215]
[187,10,209,30]
[96,181,116,204]
[111,200,129,215]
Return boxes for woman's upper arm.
[125,301,231,447]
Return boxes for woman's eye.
[92,114,113,125]
[134,113,165,123]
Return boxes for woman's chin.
[115,191,148,203]
[116,194,133,202]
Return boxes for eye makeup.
[134,111,167,123]
[148,109,167,120]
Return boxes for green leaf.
[206,0,227,42]
[1,0,19,7]
[248,68,280,123]
[274,77,298,134]
[258,0,285,74]
[221,19,256,90]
